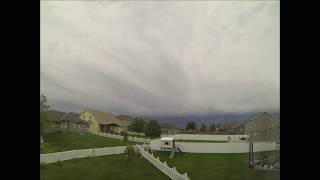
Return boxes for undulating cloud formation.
[41,1,279,116]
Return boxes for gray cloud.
[41,1,279,116]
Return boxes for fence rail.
[94,132,151,144]
[40,146,126,164]
[137,145,191,180]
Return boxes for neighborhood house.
[45,110,89,133]
[80,109,132,134]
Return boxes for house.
[244,112,280,142]
[218,122,238,134]
[45,110,89,133]
[80,109,132,134]
[229,121,246,134]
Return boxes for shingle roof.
[85,109,130,126]
[47,110,65,122]
[62,112,88,124]
[116,115,133,127]
[47,110,88,124]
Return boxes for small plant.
[40,163,48,169]
[124,145,136,167]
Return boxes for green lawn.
[153,151,280,180]
[40,154,170,180]
[42,132,136,153]
[175,139,228,143]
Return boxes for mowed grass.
[40,154,170,180]
[42,132,135,153]
[153,151,280,180]
[175,139,228,143]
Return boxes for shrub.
[124,145,136,167]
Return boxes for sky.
[41,1,280,118]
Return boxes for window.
[165,142,169,145]
[51,123,56,128]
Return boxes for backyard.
[40,154,170,180]
[41,132,135,153]
[153,151,280,180]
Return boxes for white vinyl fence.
[127,131,145,136]
[136,145,191,180]
[94,132,151,144]
[150,140,278,153]
[40,146,126,164]
[167,134,249,142]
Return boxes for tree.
[128,118,146,133]
[216,123,221,132]
[143,120,161,138]
[209,124,216,132]
[186,121,197,131]
[40,94,50,136]
[200,124,207,132]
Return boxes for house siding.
[244,113,280,142]
[80,110,101,133]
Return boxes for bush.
[124,145,136,167]
[143,120,161,138]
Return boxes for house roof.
[85,109,119,125]
[47,110,65,122]
[62,112,89,124]
[47,110,88,124]
[220,122,238,129]
[83,109,131,127]
[116,115,133,127]
[230,112,278,130]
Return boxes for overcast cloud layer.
[41,1,279,116]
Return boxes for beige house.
[80,109,132,134]
[45,110,89,133]
[244,112,280,142]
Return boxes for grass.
[42,132,136,153]
[153,151,280,180]
[40,154,170,180]
[175,139,228,143]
